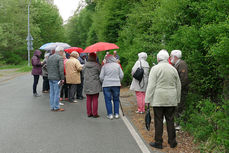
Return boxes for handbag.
[133,61,144,88]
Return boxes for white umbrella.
[42,42,71,51]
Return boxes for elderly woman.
[100,54,124,120]
[42,52,50,93]
[31,50,43,97]
[65,51,83,103]
[84,53,102,118]
[145,50,181,149]
[130,52,150,114]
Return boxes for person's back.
[148,61,180,107]
[101,62,123,87]
[47,54,64,81]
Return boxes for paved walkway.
[0,74,146,153]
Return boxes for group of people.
[32,46,188,149]
[130,49,188,149]
[31,47,123,119]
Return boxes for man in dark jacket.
[170,50,189,128]
[47,46,65,111]
[31,50,43,97]
[77,53,87,100]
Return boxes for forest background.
[0,0,228,152]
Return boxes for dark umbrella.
[145,104,151,131]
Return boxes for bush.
[181,97,229,152]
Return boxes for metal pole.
[27,0,31,66]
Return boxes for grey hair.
[157,49,169,61]
[55,46,64,54]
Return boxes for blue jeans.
[49,80,60,110]
[103,86,120,115]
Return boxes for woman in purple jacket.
[31,50,43,97]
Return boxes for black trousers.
[153,107,176,145]
[176,88,188,120]
[33,75,39,94]
[42,76,49,91]
[69,84,77,102]
[60,82,69,98]
[77,74,84,98]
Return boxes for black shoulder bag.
[133,61,144,88]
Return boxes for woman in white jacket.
[130,52,150,114]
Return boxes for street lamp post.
[27,0,33,66]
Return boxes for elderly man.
[170,50,189,128]
[47,46,65,111]
[65,51,83,103]
[145,50,181,149]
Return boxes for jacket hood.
[105,54,117,63]
[138,52,147,61]
[34,50,42,57]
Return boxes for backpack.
[133,61,144,88]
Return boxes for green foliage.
[0,0,65,65]
[182,98,229,152]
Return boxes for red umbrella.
[64,47,84,54]
[83,42,119,53]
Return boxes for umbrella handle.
[147,103,150,111]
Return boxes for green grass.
[17,66,32,72]
[0,63,32,72]
[0,65,23,70]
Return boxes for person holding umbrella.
[100,54,124,120]
[83,53,102,118]
[145,50,181,149]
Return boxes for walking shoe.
[33,93,41,97]
[93,115,100,118]
[107,114,114,120]
[149,142,163,149]
[175,125,181,131]
[170,142,177,148]
[59,102,64,106]
[135,110,144,114]
[54,108,64,112]
[60,98,63,101]
[114,114,120,119]
[72,100,78,103]
[88,114,93,117]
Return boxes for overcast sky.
[54,0,80,22]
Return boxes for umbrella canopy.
[39,43,53,50]
[83,42,119,53]
[41,42,71,51]
[145,109,151,131]
[64,47,84,54]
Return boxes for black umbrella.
[145,104,151,131]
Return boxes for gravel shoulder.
[120,87,200,153]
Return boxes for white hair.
[157,49,169,61]
[55,46,64,54]
[171,50,182,59]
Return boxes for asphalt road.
[0,74,143,153]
